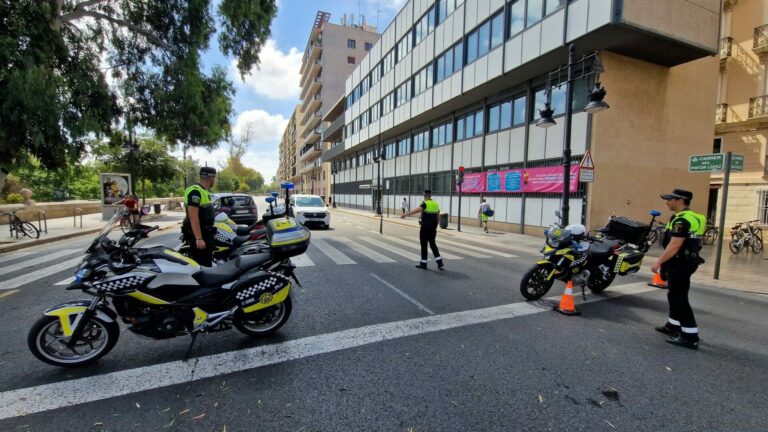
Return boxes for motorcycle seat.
[237,253,272,272]
[231,234,252,250]
[235,225,251,236]
[252,228,266,237]
[589,239,620,257]
[194,259,242,286]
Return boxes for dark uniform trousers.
[662,257,699,333]
[419,221,441,262]
[183,222,215,267]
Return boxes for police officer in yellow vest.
[183,167,217,267]
[651,189,706,349]
[401,189,444,270]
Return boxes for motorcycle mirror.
[555,210,562,219]
[265,197,275,203]
[650,210,662,217]
[271,192,279,198]
[280,182,295,190]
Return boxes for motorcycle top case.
[232,271,291,313]
[614,249,645,275]
[265,217,310,258]
[604,216,650,245]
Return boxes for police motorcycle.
[519,210,661,301]
[27,184,311,367]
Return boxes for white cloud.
[231,39,302,100]
[377,0,407,11]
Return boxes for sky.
[187,0,406,181]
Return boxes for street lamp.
[331,164,338,208]
[536,44,609,226]
[372,145,385,234]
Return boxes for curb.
[0,221,182,254]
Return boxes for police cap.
[660,189,693,201]
[423,189,432,195]
[200,167,217,178]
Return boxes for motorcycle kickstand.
[184,332,199,360]
[581,284,586,301]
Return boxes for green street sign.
[689,154,724,172]
[730,154,744,172]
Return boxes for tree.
[0,0,278,170]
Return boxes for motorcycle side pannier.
[604,217,650,246]
[231,270,291,312]
[615,249,645,275]
[265,217,310,258]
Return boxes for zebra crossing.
[0,236,519,292]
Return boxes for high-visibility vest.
[665,209,706,236]
[184,184,214,226]
[424,199,440,214]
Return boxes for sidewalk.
[333,206,767,295]
[0,210,185,254]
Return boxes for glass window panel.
[509,0,525,36]
[546,0,565,15]
[527,0,543,26]
[513,95,526,125]
[467,32,478,63]
[488,105,500,132]
[532,88,547,121]
[427,63,434,87]
[445,48,453,76]
[457,118,465,140]
[436,56,445,82]
[437,0,447,23]
[465,115,475,137]
[446,122,453,143]
[500,101,512,129]
[572,77,588,111]
[475,110,484,135]
[491,12,504,48]
[478,22,490,56]
[453,42,463,70]
[551,85,566,115]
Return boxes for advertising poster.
[100,173,132,205]
[456,166,580,194]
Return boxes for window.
[453,41,463,71]
[431,121,453,147]
[466,31,478,63]
[513,95,527,125]
[415,6,435,45]
[759,190,768,224]
[527,0,544,26]
[546,0,565,15]
[488,104,500,132]
[370,104,380,122]
[360,110,370,128]
[395,81,411,107]
[437,0,447,24]
[382,92,394,115]
[474,110,484,135]
[385,142,396,159]
[371,62,381,84]
[347,56,355,64]
[713,138,722,153]
[508,0,525,37]
[478,21,490,56]
[398,136,411,156]
[500,100,512,129]
[456,109,483,140]
[490,11,504,48]
[413,130,429,152]
[436,55,445,82]
[347,39,356,49]
[365,42,373,51]
[413,63,434,96]
[382,49,395,75]
[397,34,411,62]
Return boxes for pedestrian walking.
[650,188,706,349]
[478,198,492,233]
[401,197,408,215]
[182,167,217,267]
[401,189,443,270]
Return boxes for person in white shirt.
[478,199,491,233]
[401,197,408,215]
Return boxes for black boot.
[666,335,699,350]
[415,262,427,270]
[436,259,444,271]
[655,323,680,337]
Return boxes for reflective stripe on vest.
[424,199,440,214]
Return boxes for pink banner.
[457,166,580,194]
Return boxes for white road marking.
[54,277,74,286]
[335,237,396,263]
[437,238,518,258]
[0,282,657,420]
[382,236,462,260]
[0,249,79,277]
[371,273,435,315]
[312,239,356,265]
[291,254,315,267]
[0,252,33,265]
[0,257,82,291]
[358,236,420,261]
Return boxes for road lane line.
[382,236,462,260]
[0,257,82,291]
[0,249,79,277]
[0,252,33,265]
[358,236,420,261]
[312,239,356,265]
[0,290,19,299]
[334,238,396,263]
[54,278,74,286]
[436,238,518,258]
[291,254,315,267]
[371,273,434,315]
[0,282,658,420]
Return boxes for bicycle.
[115,206,144,234]
[702,221,719,246]
[3,210,40,239]
[729,220,763,254]
[645,220,666,249]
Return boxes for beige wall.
[588,52,718,227]
[713,184,767,229]
[621,0,720,52]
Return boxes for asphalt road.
[0,212,766,431]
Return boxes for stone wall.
[0,197,182,225]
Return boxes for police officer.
[183,167,217,267]
[401,189,444,270]
[650,189,706,349]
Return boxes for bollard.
[37,210,47,234]
[74,208,82,228]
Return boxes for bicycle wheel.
[119,216,131,234]
[750,237,763,254]
[20,222,40,239]
[728,238,742,254]
[703,228,718,245]
[646,230,658,246]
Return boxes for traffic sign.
[730,154,744,172]
[689,153,744,172]
[579,150,595,169]
[578,150,594,182]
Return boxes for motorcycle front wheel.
[520,264,556,300]
[587,271,616,293]
[28,315,119,367]
[234,295,292,337]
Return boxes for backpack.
[483,208,494,217]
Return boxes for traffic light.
[457,166,465,185]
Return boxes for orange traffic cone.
[553,281,581,316]
[648,272,667,289]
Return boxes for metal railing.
[720,37,733,59]
[748,95,768,119]
[715,103,729,123]
[754,24,768,51]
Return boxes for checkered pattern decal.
[94,275,148,292]
[215,228,237,244]
[234,273,289,305]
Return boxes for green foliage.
[3,193,23,204]
[1,0,278,169]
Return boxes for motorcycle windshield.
[85,212,122,254]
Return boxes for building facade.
[712,0,768,227]
[277,105,300,185]
[296,12,380,200]
[324,0,720,232]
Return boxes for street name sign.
[689,153,744,172]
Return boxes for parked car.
[212,193,259,225]
[291,194,330,229]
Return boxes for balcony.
[749,96,768,119]
[300,78,322,105]
[322,115,345,142]
[299,142,322,162]
[300,58,323,89]
[719,37,733,62]
[301,91,322,116]
[715,103,728,123]
[753,24,768,54]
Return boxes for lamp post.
[373,145,385,234]
[331,164,338,208]
[536,44,609,226]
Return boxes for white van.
[290,194,330,229]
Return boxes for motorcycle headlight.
[75,268,91,283]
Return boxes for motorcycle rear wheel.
[234,295,292,337]
[28,315,119,367]
[520,264,555,301]
[587,271,616,293]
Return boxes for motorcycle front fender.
[43,300,117,337]
[535,260,559,281]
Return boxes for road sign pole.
[714,151,731,280]
[458,183,462,232]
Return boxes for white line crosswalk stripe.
[381,236,463,260]
[334,237,396,263]
[0,257,82,291]
[312,239,356,265]
[291,254,315,267]
[437,238,518,258]
[0,252,33,265]
[358,236,421,261]
[0,249,79,277]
